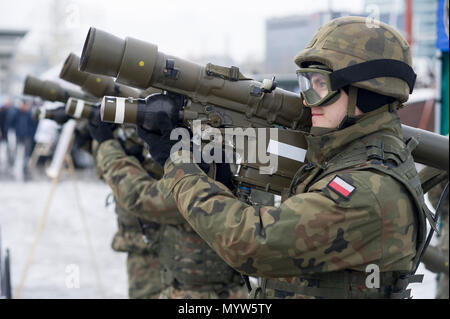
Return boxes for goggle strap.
[347,86,358,118]
[329,59,417,94]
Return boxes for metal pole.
[405,0,413,46]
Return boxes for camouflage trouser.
[158,284,248,299]
[127,251,164,299]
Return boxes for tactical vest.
[158,223,243,291]
[253,131,431,299]
[111,199,162,255]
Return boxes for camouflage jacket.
[96,138,244,288]
[94,138,183,225]
[93,128,168,254]
[159,110,424,281]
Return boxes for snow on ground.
[0,167,128,299]
[0,144,442,299]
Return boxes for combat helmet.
[294,16,417,121]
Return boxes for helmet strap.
[337,86,358,129]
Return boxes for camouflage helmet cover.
[294,16,413,103]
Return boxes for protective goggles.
[296,67,340,107]
[296,59,417,107]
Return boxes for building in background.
[436,0,449,135]
[364,0,438,58]
[265,11,363,74]
[265,1,439,74]
[0,30,27,96]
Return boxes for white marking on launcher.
[267,139,306,162]
[74,100,85,118]
[114,97,125,124]
[65,98,73,114]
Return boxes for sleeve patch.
[327,175,356,199]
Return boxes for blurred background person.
[14,99,38,180]
[0,97,18,175]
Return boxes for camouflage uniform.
[157,17,430,299]
[110,202,163,299]
[95,138,247,299]
[160,110,427,299]
[92,129,166,299]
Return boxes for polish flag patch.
[327,175,356,199]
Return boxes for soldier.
[88,121,166,299]
[30,102,165,298]
[140,16,432,299]
[88,114,247,299]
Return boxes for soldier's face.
[305,90,362,128]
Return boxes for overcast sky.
[1,0,365,64]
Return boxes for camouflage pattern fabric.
[95,139,247,299]
[159,110,424,298]
[428,180,449,299]
[158,283,248,299]
[92,129,166,299]
[111,202,161,254]
[95,139,183,225]
[127,251,163,299]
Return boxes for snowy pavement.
[0,170,128,299]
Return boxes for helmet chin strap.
[337,86,358,129]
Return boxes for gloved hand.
[139,119,233,191]
[202,146,234,190]
[137,112,177,167]
[73,125,92,150]
[119,134,145,163]
[214,162,235,191]
[88,108,115,144]
[49,106,70,125]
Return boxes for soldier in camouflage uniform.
[90,120,247,299]
[31,108,165,298]
[140,17,432,299]
[89,123,166,299]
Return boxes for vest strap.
[265,278,347,299]
[258,271,424,299]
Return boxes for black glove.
[214,162,235,191]
[73,126,92,150]
[49,106,70,125]
[137,112,177,167]
[119,138,145,162]
[87,108,115,144]
[202,146,234,191]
